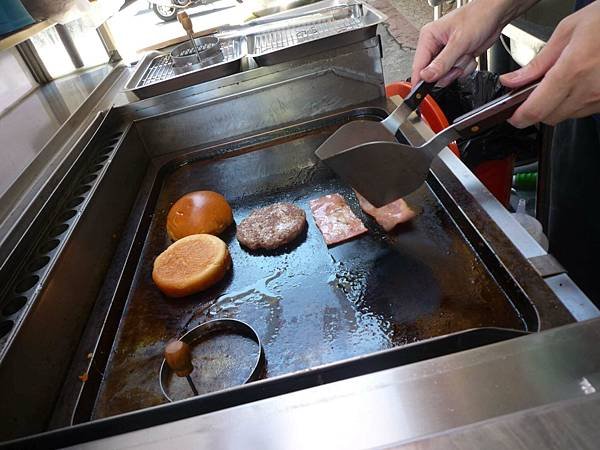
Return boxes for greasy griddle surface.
[93,130,525,418]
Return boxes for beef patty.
[236,202,306,250]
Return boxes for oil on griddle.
[93,130,525,418]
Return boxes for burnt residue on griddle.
[92,128,528,419]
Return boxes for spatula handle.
[382,80,437,134]
[403,80,436,111]
[451,82,540,138]
[177,11,194,35]
[165,340,194,377]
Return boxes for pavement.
[389,0,436,30]
[367,0,433,83]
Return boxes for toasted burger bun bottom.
[152,234,231,298]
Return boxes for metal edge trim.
[399,108,598,322]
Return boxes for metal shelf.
[0,20,53,52]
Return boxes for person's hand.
[412,0,526,87]
[501,1,600,128]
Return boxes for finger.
[508,71,570,128]
[455,57,478,80]
[542,87,599,125]
[419,34,467,82]
[453,54,477,71]
[436,67,463,87]
[461,58,479,77]
[568,104,600,121]
[411,29,442,85]
[500,29,567,88]
[436,56,477,87]
[541,96,577,126]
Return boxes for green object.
[513,172,538,191]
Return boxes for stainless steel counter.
[391,391,600,449]
[66,317,600,449]
[0,65,112,199]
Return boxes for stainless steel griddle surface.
[91,116,528,419]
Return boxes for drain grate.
[0,320,13,339]
[0,130,126,349]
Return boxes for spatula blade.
[315,120,396,160]
[318,141,431,207]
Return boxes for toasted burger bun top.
[167,191,233,240]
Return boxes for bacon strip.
[355,191,416,232]
[309,194,367,245]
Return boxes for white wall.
[0,47,38,115]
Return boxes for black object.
[548,117,600,305]
[429,71,537,169]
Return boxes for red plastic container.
[385,82,460,156]
[385,81,513,206]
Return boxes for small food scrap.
[310,193,367,245]
[78,372,89,382]
[236,202,306,250]
[355,191,416,231]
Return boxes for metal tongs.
[316,81,539,207]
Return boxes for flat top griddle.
[92,120,526,419]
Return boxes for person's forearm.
[485,0,541,27]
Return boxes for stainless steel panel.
[545,274,599,322]
[118,36,384,117]
[131,41,385,156]
[0,65,130,319]
[248,15,363,55]
[390,393,600,449]
[123,1,386,99]
[63,318,600,450]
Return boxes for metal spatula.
[316,82,539,207]
[315,80,436,156]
